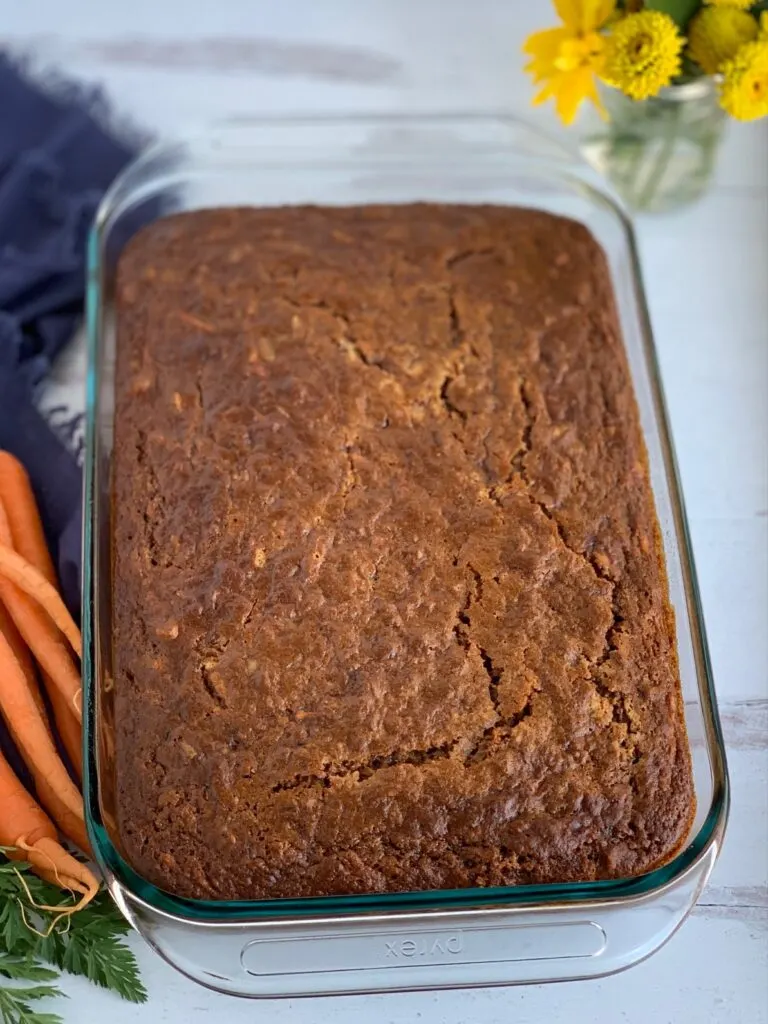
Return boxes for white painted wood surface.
[4,1,766,1021]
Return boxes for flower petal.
[591,0,617,32]
[523,27,570,59]
[553,0,582,33]
[555,0,616,34]
[558,67,596,123]
[523,27,571,82]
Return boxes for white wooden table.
[5,2,767,1021]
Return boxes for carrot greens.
[0,859,146,1024]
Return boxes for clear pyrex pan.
[83,116,729,996]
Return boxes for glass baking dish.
[83,115,729,998]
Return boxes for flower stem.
[634,100,681,211]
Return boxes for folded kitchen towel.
[0,53,135,616]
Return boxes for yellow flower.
[523,0,616,125]
[720,38,768,120]
[689,7,759,74]
[704,0,755,9]
[760,12,768,39]
[601,11,684,100]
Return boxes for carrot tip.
[15,837,100,916]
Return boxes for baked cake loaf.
[112,204,694,900]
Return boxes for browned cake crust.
[112,204,694,901]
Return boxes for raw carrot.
[0,600,82,723]
[0,505,82,724]
[0,453,57,582]
[0,629,89,853]
[0,746,54,848]
[0,463,83,773]
[0,543,81,656]
[0,462,89,852]
[0,747,98,902]
[0,503,84,831]
[0,602,78,836]
[16,836,99,904]
[46,684,83,779]
[0,601,49,726]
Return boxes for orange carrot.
[0,463,88,852]
[0,543,80,656]
[16,837,98,903]
[0,746,55,848]
[0,453,57,582]
[0,747,98,902]
[0,601,75,823]
[0,629,89,853]
[0,506,82,724]
[0,459,83,774]
[46,685,83,779]
[0,601,49,725]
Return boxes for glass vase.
[581,78,726,214]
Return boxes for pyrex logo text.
[385,934,463,959]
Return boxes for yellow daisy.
[720,38,768,120]
[689,7,759,75]
[601,11,684,100]
[523,0,616,124]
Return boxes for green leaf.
[40,891,145,1004]
[0,856,147,1011]
[59,933,147,1004]
[0,983,61,1002]
[644,0,700,29]
[0,960,59,984]
[0,901,35,960]
[0,976,64,1024]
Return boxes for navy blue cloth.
[0,54,134,617]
